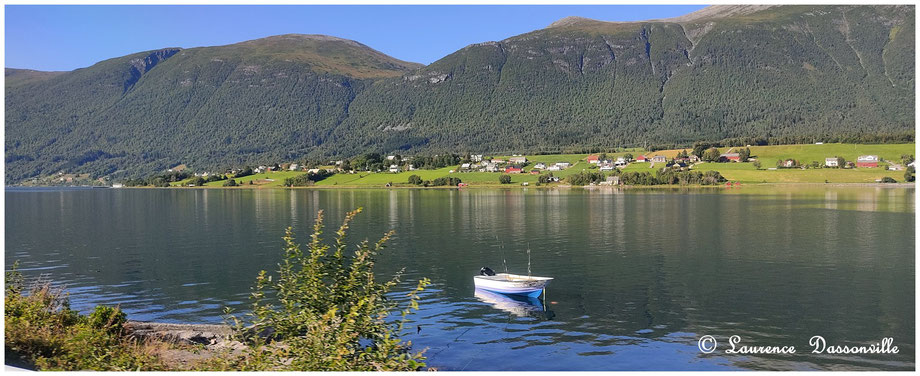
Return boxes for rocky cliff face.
[124,48,181,92]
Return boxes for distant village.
[35,144,911,188]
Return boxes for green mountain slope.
[5,35,421,182]
[330,5,913,157]
[5,5,915,183]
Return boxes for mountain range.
[5,5,915,182]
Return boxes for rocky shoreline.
[123,321,245,368]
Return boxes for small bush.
[499,174,512,184]
[222,209,430,371]
[88,305,127,333]
[880,176,897,183]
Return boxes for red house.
[856,155,879,168]
[719,153,741,162]
[529,170,541,175]
[636,155,647,162]
[587,155,600,164]
[505,167,522,174]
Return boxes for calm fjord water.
[5,187,915,370]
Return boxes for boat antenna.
[499,237,508,273]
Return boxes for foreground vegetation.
[5,263,169,370]
[5,210,429,371]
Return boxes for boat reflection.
[474,288,555,320]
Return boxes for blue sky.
[6,5,706,71]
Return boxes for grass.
[738,143,913,168]
[691,163,906,183]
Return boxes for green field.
[691,163,906,183]
[171,171,307,187]
[170,143,914,188]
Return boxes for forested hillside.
[5,5,915,183]
[331,5,914,157]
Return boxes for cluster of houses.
[457,155,577,174]
[822,155,888,168]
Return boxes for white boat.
[473,271,552,298]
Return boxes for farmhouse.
[389,165,399,173]
[491,158,505,164]
[652,155,667,163]
[636,155,647,162]
[856,155,879,168]
[534,162,547,169]
[505,167,522,174]
[470,154,483,162]
[555,162,571,168]
[825,158,839,167]
[289,163,300,171]
[509,156,527,164]
[587,155,600,164]
[720,153,741,162]
[614,157,627,166]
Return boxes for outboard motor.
[480,267,496,276]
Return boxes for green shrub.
[222,209,430,371]
[88,305,127,333]
[222,179,238,187]
[407,175,422,185]
[499,174,512,184]
[5,264,166,371]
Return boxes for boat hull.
[473,273,552,298]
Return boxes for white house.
[652,155,667,163]
[555,162,571,168]
[389,164,399,173]
[289,163,300,171]
[386,155,397,161]
[471,154,483,162]
[547,165,561,172]
[600,165,614,171]
[615,157,627,166]
[599,176,620,185]
[509,156,527,164]
[491,158,505,164]
[824,158,839,167]
[534,162,547,169]
[461,163,471,169]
